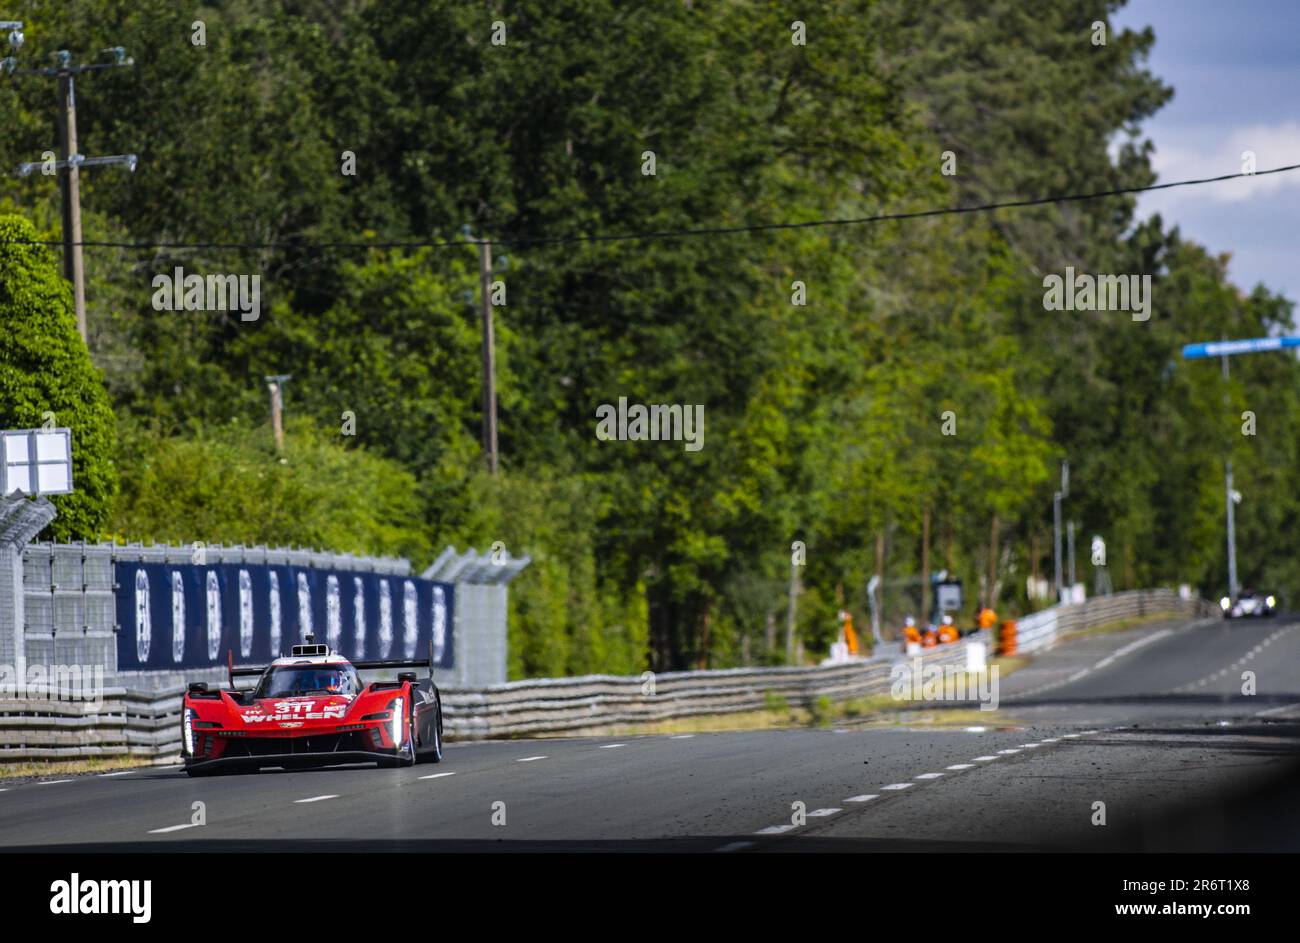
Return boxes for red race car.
[181,635,443,776]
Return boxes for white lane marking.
[1020,626,1185,698]
[1254,703,1299,717]
[155,765,182,770]
[996,749,1020,755]
[148,823,200,834]
[419,772,456,780]
[1062,733,1080,738]
[37,780,73,785]
[755,824,796,834]
[1039,738,1060,743]
[716,841,754,852]
[972,755,999,762]
[598,743,626,749]
[915,773,944,780]
[0,788,7,792]
[882,783,913,791]
[946,764,975,770]
[516,756,547,762]
[294,794,338,803]
[1080,730,1099,735]
[807,808,840,817]
[964,726,987,733]
[669,735,695,739]
[845,794,878,803]
[1018,743,1041,749]
[1108,629,1174,661]
[99,771,136,777]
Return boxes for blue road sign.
[1182,337,1300,359]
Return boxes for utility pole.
[264,375,291,453]
[785,558,799,665]
[1053,493,1063,602]
[1053,460,1068,602]
[1221,352,1239,601]
[919,505,930,624]
[463,226,500,475]
[13,45,137,345]
[1067,520,1076,591]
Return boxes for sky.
[1114,0,1300,313]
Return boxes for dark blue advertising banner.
[115,562,454,671]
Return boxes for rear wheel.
[421,696,443,764]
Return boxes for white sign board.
[1,428,73,495]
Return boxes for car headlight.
[1266,595,1276,608]
[183,708,195,755]
[1220,596,1231,611]
[390,697,403,747]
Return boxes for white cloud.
[1146,121,1300,205]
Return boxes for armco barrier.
[0,589,1215,761]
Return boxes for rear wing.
[228,651,269,689]
[353,641,436,680]
[223,641,435,689]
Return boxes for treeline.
[0,0,1295,675]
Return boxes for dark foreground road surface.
[2,614,1298,852]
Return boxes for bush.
[0,215,118,539]
[111,417,428,560]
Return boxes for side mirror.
[188,682,208,695]
[397,672,417,684]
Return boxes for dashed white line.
[845,794,878,803]
[996,749,1021,755]
[755,824,796,835]
[419,772,456,780]
[99,770,136,777]
[807,808,840,817]
[946,764,975,770]
[973,755,999,762]
[669,734,695,739]
[1018,743,1042,749]
[915,773,944,780]
[37,780,73,785]
[294,794,338,803]
[597,744,626,749]
[148,823,200,834]
[516,756,547,762]
[716,841,755,852]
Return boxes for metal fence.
[0,589,1210,761]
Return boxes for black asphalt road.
[3,614,1298,852]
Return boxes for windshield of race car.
[254,665,362,699]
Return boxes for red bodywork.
[181,653,440,773]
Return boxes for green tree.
[0,214,118,539]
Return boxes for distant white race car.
[1221,591,1276,619]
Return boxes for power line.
[6,162,1299,254]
